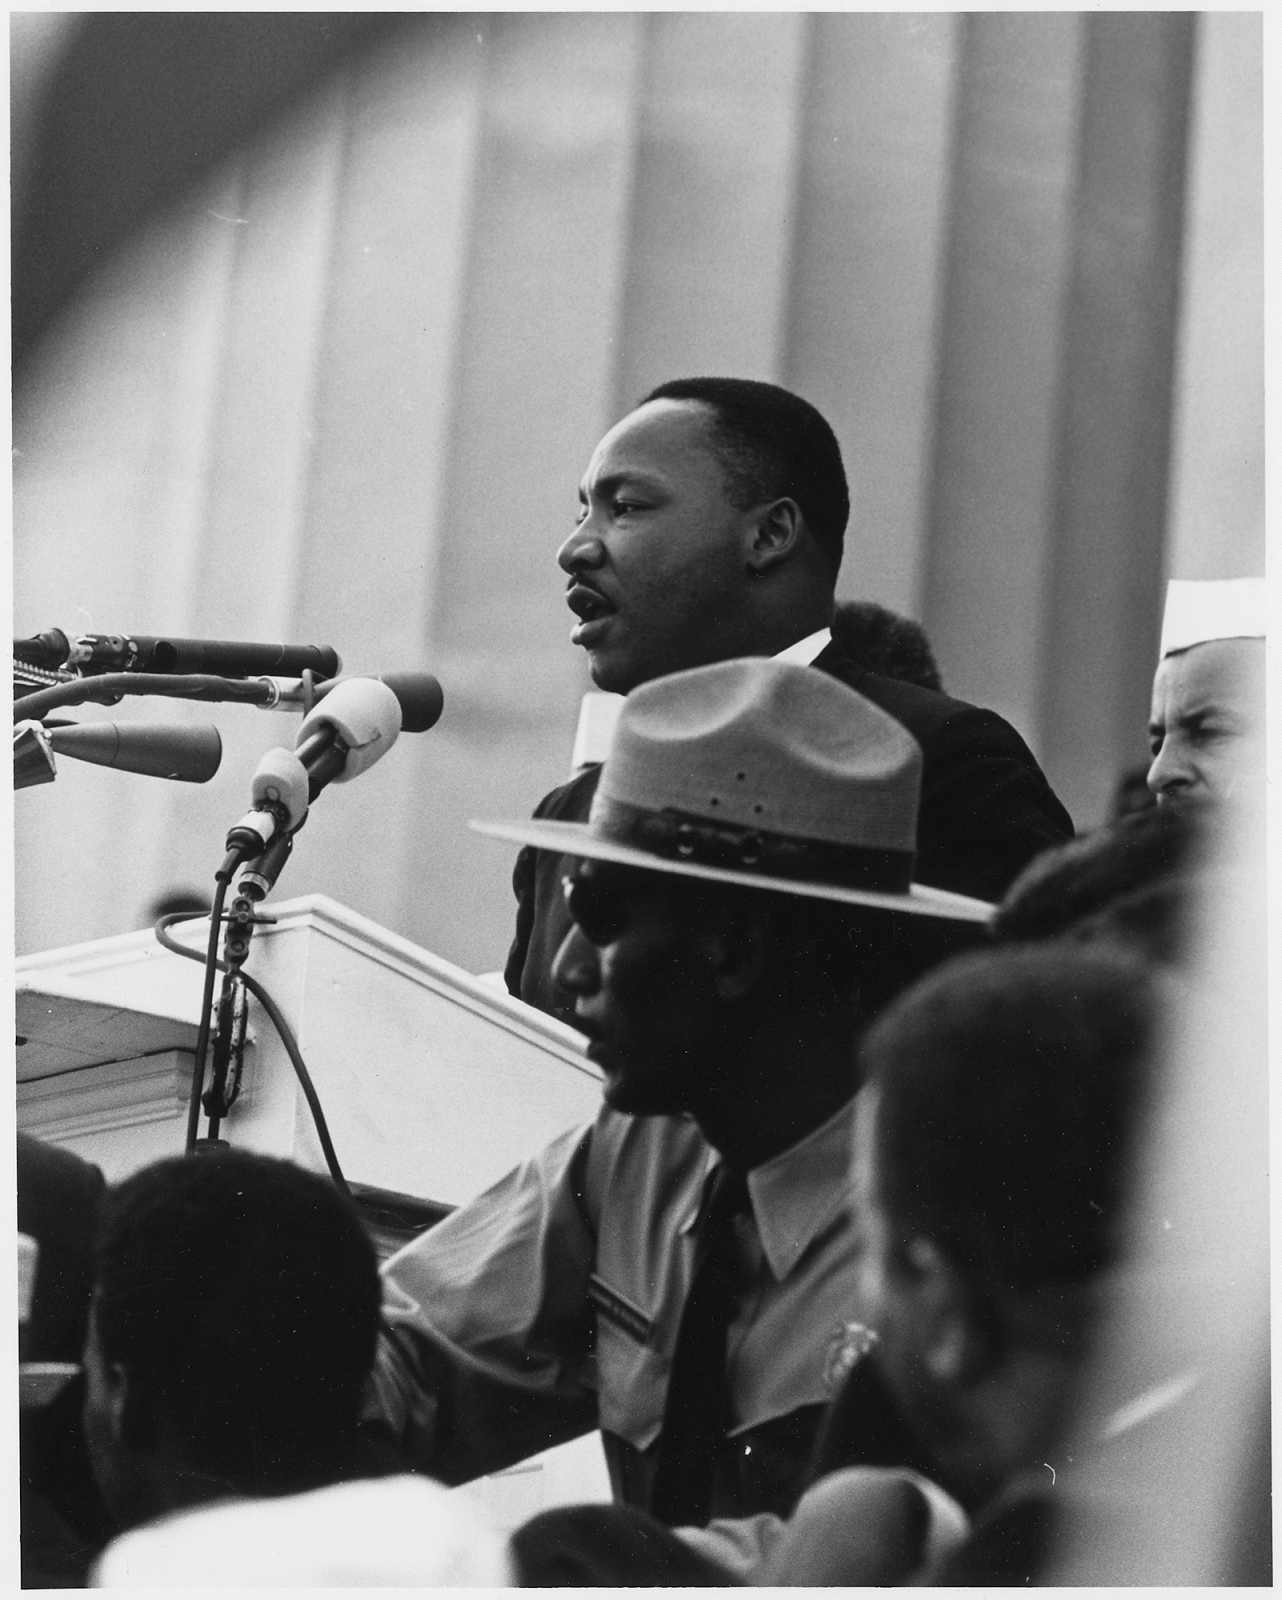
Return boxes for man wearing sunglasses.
[367,658,992,1530]
[506,375,1073,1025]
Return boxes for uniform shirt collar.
[772,626,832,667]
[681,1099,856,1282]
[747,1098,855,1279]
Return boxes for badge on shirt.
[824,1320,879,1391]
[588,1272,654,1347]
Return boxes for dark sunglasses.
[561,869,640,947]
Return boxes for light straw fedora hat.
[473,658,993,923]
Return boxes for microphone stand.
[13,649,403,1187]
[198,894,252,1150]
[189,825,301,1153]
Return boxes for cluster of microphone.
[14,628,444,875]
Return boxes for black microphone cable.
[155,911,349,1194]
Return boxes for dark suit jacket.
[505,641,1074,1023]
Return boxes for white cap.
[1159,577,1267,660]
[91,1474,514,1587]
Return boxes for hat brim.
[471,819,994,924]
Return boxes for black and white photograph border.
[9,7,1272,1589]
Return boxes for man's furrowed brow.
[584,469,668,500]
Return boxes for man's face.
[552,861,725,1115]
[557,399,759,694]
[1147,637,1265,810]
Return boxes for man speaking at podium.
[506,377,1073,1024]
[367,658,992,1526]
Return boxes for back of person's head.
[832,601,944,692]
[991,803,1202,960]
[862,943,1156,1304]
[91,1150,380,1512]
[641,376,849,576]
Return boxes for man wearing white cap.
[1147,576,1266,811]
[368,658,993,1530]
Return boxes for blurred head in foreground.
[851,944,1156,1512]
[1147,578,1266,813]
[83,1150,381,1533]
[991,801,1206,969]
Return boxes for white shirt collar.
[772,626,832,668]
[571,627,834,771]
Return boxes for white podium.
[16,894,614,1521]
[17,892,601,1202]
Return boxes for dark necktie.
[649,1164,751,1527]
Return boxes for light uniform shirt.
[368,1097,870,1521]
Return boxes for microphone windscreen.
[48,722,223,782]
[376,672,444,733]
[297,677,401,779]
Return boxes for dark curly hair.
[991,803,1205,964]
[832,600,943,692]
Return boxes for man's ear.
[109,1363,163,1452]
[903,1236,992,1385]
[92,1350,132,1446]
[745,499,805,575]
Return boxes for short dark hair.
[862,944,1155,1293]
[93,1150,381,1495]
[641,377,849,573]
[832,601,943,692]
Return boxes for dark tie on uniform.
[649,1164,751,1527]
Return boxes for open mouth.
[567,583,618,647]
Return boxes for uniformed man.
[366,658,993,1525]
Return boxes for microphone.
[16,630,342,681]
[312,671,443,734]
[48,721,223,781]
[14,628,70,671]
[14,719,223,786]
[224,677,404,867]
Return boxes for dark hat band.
[592,796,917,894]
